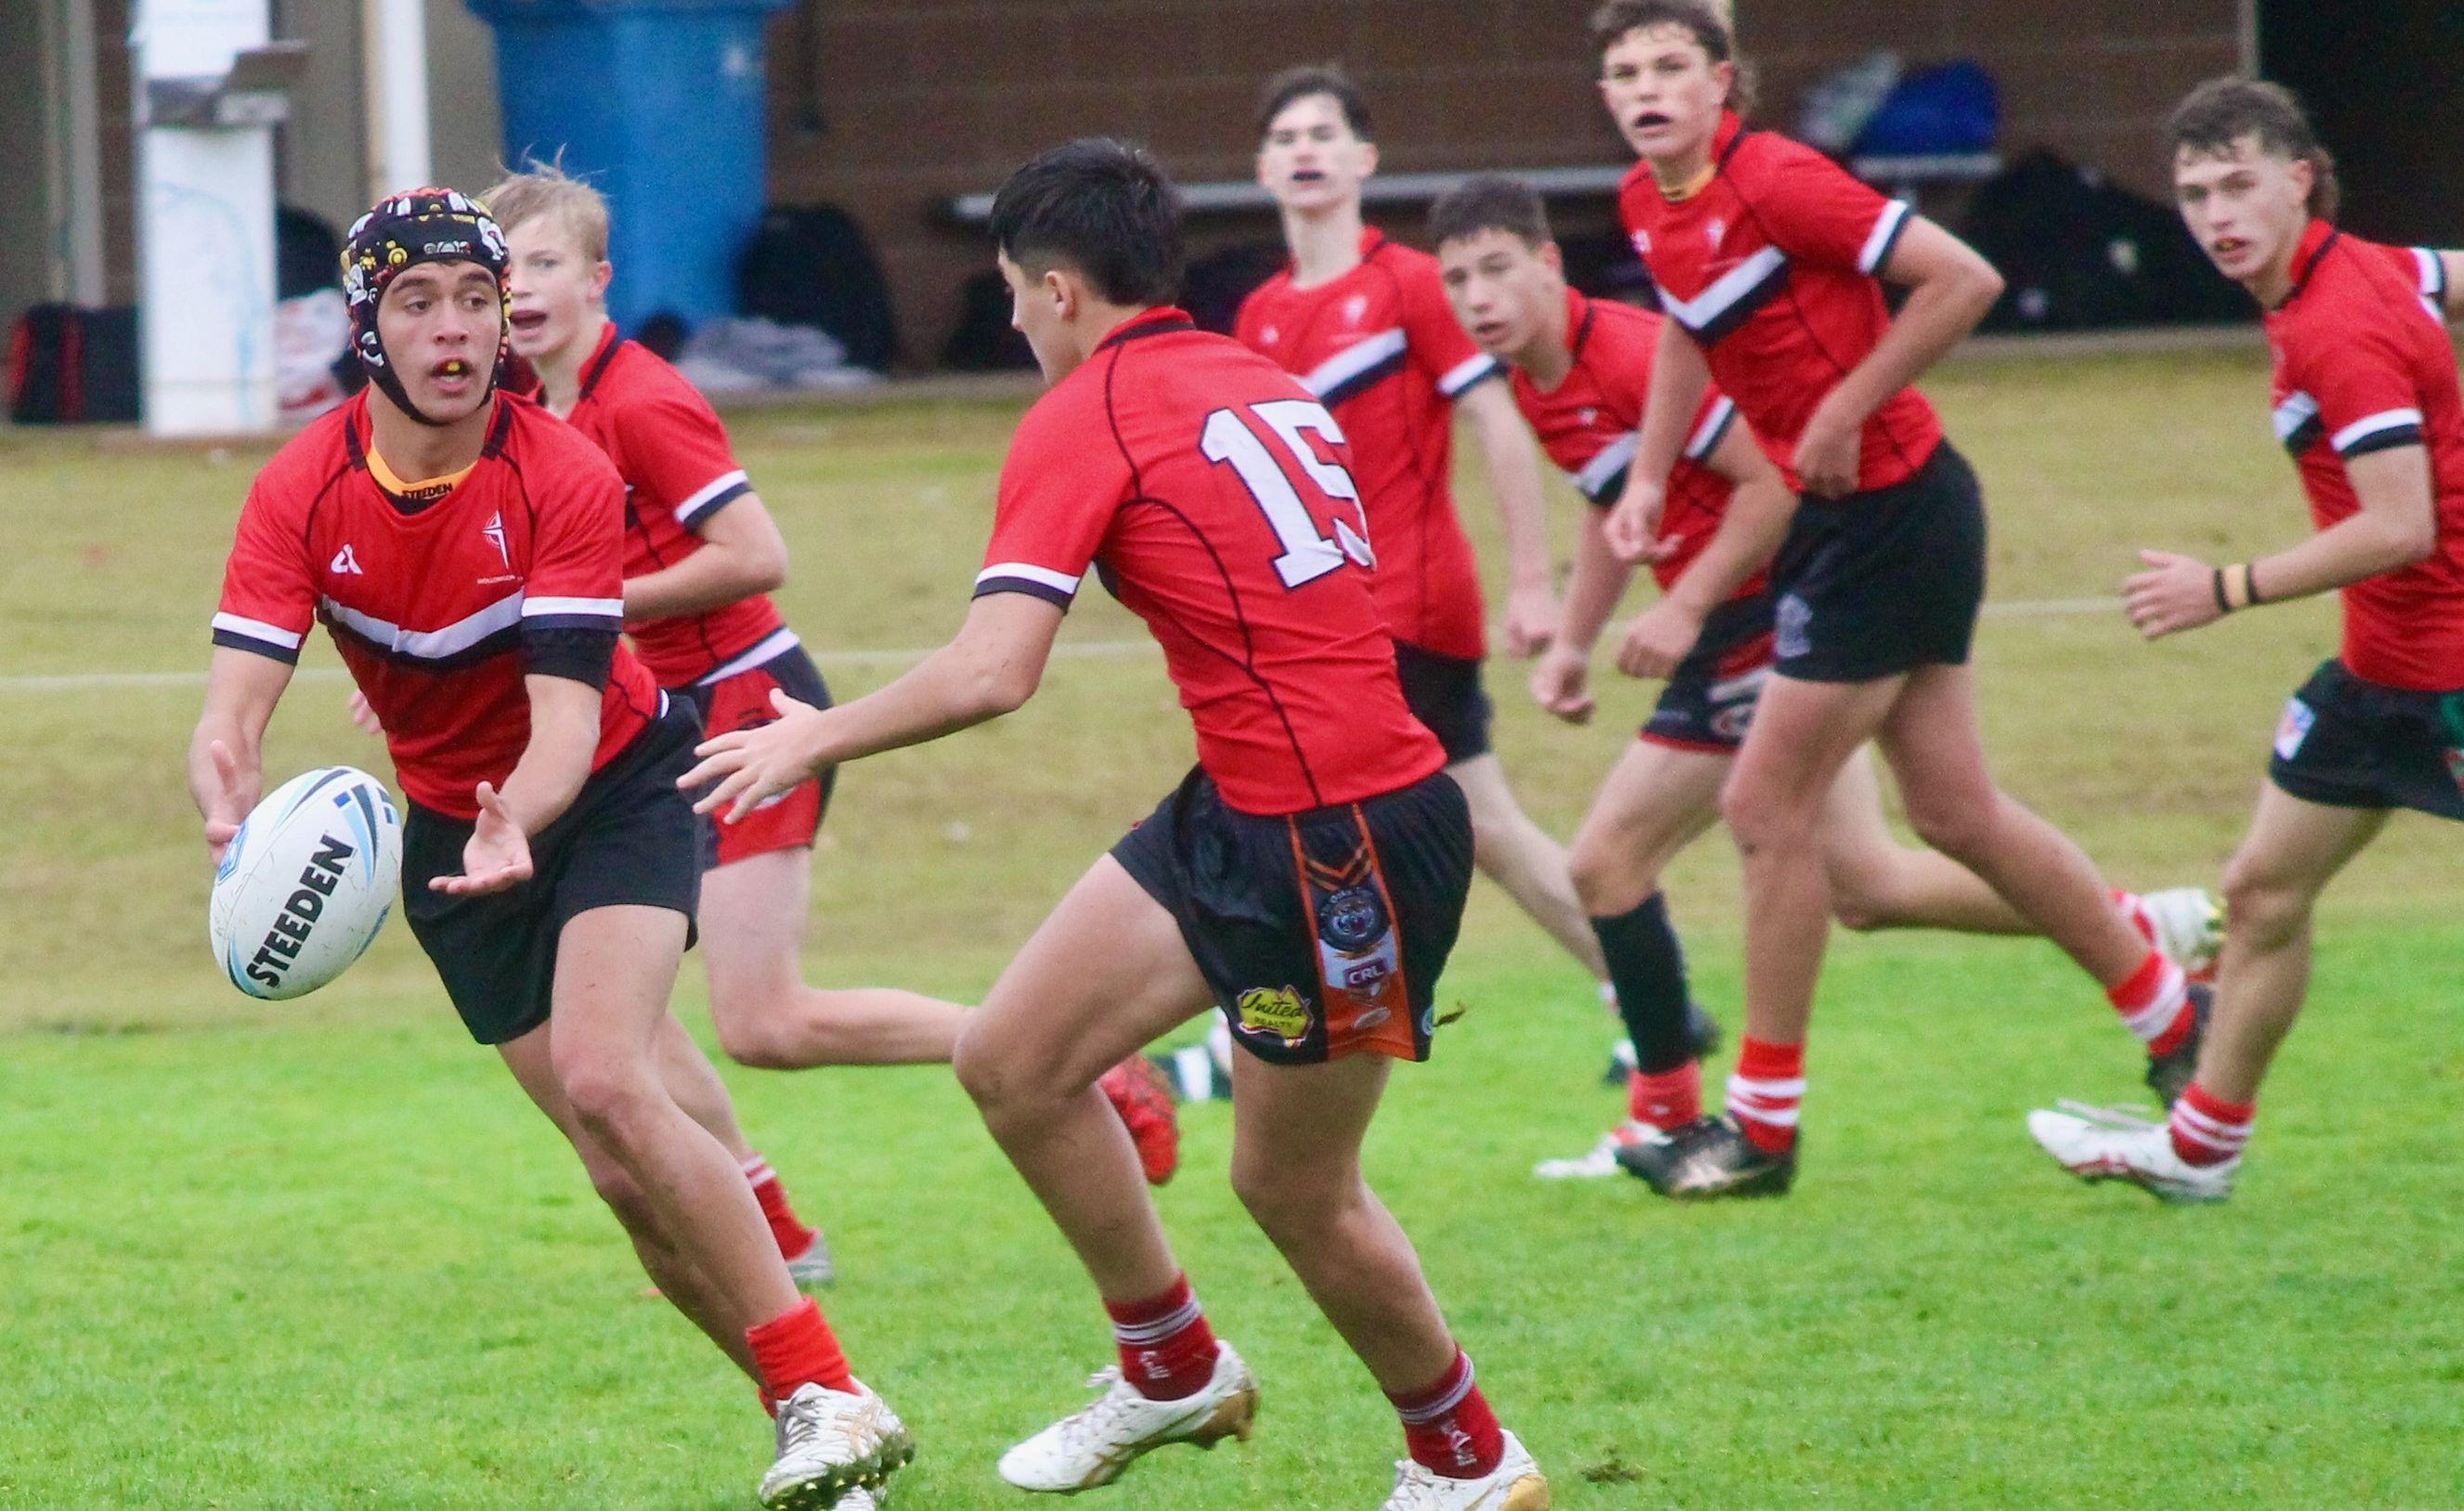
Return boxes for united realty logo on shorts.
[1236,986,1312,1046]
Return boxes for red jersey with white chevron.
[1511,289,1759,597]
[2264,221,2464,690]
[975,308,1444,815]
[1618,112,1943,494]
[558,322,791,687]
[213,392,660,818]
[1235,230,1500,659]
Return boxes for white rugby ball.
[209,766,404,1000]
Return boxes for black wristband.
[2246,561,2265,606]
[2211,568,2232,614]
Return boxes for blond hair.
[479,159,611,262]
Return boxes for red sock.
[1104,1274,1219,1401]
[741,1156,821,1261]
[1727,1037,1804,1155]
[1387,1350,1505,1479]
[2107,950,2193,1055]
[2168,1082,2254,1167]
[1628,1061,1701,1130]
[746,1297,854,1400]
[2112,889,2153,945]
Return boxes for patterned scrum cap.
[340,187,511,423]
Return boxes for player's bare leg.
[502,1022,759,1376]
[701,846,968,1067]
[1447,753,1609,979]
[650,1013,835,1283]
[2029,785,2382,1203]
[1818,745,2030,934]
[1225,1050,1454,1388]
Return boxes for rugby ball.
[209,767,404,1000]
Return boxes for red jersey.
[1618,113,1943,494]
[1511,289,1757,597]
[213,392,661,818]
[559,323,791,687]
[1235,230,1500,659]
[975,308,1446,815]
[2264,221,2464,690]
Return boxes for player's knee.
[1900,789,1994,863]
[555,1051,663,1143]
[1228,1154,1342,1236]
[709,996,798,1070]
[2222,859,2309,949]
[952,1025,1036,1123]
[1827,878,1890,932]
[1568,834,1648,917]
[1720,771,1809,854]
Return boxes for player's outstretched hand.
[2122,549,2223,639]
[1618,599,1705,680]
[432,781,534,896]
[680,690,828,822]
[1501,582,1563,659]
[1528,643,1594,725]
[201,740,248,867]
[1603,482,1667,563]
[346,690,385,736]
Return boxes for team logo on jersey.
[1577,407,1597,428]
[1235,986,1312,1044]
[1630,230,1652,257]
[2274,698,2315,761]
[1705,216,1727,248]
[1261,325,1279,346]
[1342,293,1369,327]
[480,510,509,569]
[330,544,364,575]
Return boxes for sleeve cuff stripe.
[211,612,305,650]
[1858,200,1913,276]
[1438,355,1502,397]
[2415,247,2446,300]
[674,471,753,524]
[1684,396,1739,460]
[523,595,626,618]
[973,578,1077,608]
[2339,424,2425,458]
[523,613,626,632]
[211,628,304,663]
[2331,409,2425,454]
[975,562,1082,595]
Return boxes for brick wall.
[764,0,2245,367]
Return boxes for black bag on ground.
[940,269,1035,371]
[8,303,140,424]
[1963,149,2248,330]
[1180,241,1286,336]
[738,204,899,370]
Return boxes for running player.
[683,140,1550,1511]
[1238,66,1621,1025]
[1429,174,2221,1181]
[188,188,909,1510]
[1595,1,2212,1196]
[2028,80,2464,1202]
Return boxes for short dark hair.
[1256,64,1374,142]
[1590,0,1755,115]
[988,138,1185,307]
[1429,176,1553,252]
[2165,76,2341,221]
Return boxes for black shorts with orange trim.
[2267,658,2464,820]
[1393,641,1493,764]
[1641,591,1776,754]
[401,696,703,1046]
[1769,441,1987,683]
[677,639,835,870]
[1111,766,1474,1066]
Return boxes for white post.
[364,0,433,200]
[135,0,279,436]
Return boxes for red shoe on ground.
[1098,1056,1181,1186]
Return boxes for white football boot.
[2134,887,2224,978]
[1380,1429,1550,1510]
[996,1340,1257,1492]
[2027,1102,2237,1204]
[834,1487,882,1511]
[785,1231,836,1286]
[1532,1121,1666,1180]
[759,1379,914,1510]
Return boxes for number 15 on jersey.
[1200,399,1376,590]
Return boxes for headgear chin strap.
[341,187,512,427]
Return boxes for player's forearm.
[1822,266,1999,433]
[1666,473,1794,616]
[1560,510,1633,653]
[189,649,289,815]
[1634,324,1710,485]
[496,679,602,833]
[801,640,1043,770]
[2247,513,2435,607]
[1463,386,1552,587]
[625,545,785,622]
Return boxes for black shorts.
[678,639,836,870]
[1394,641,1492,763]
[2266,659,2464,820]
[1642,591,1777,754]
[401,697,705,1045]
[1769,442,1987,683]
[1111,766,1474,1065]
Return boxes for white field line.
[0,595,2123,695]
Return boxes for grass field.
[2,342,2460,1508]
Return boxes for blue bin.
[464,0,792,332]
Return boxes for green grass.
[3,345,2461,1507]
